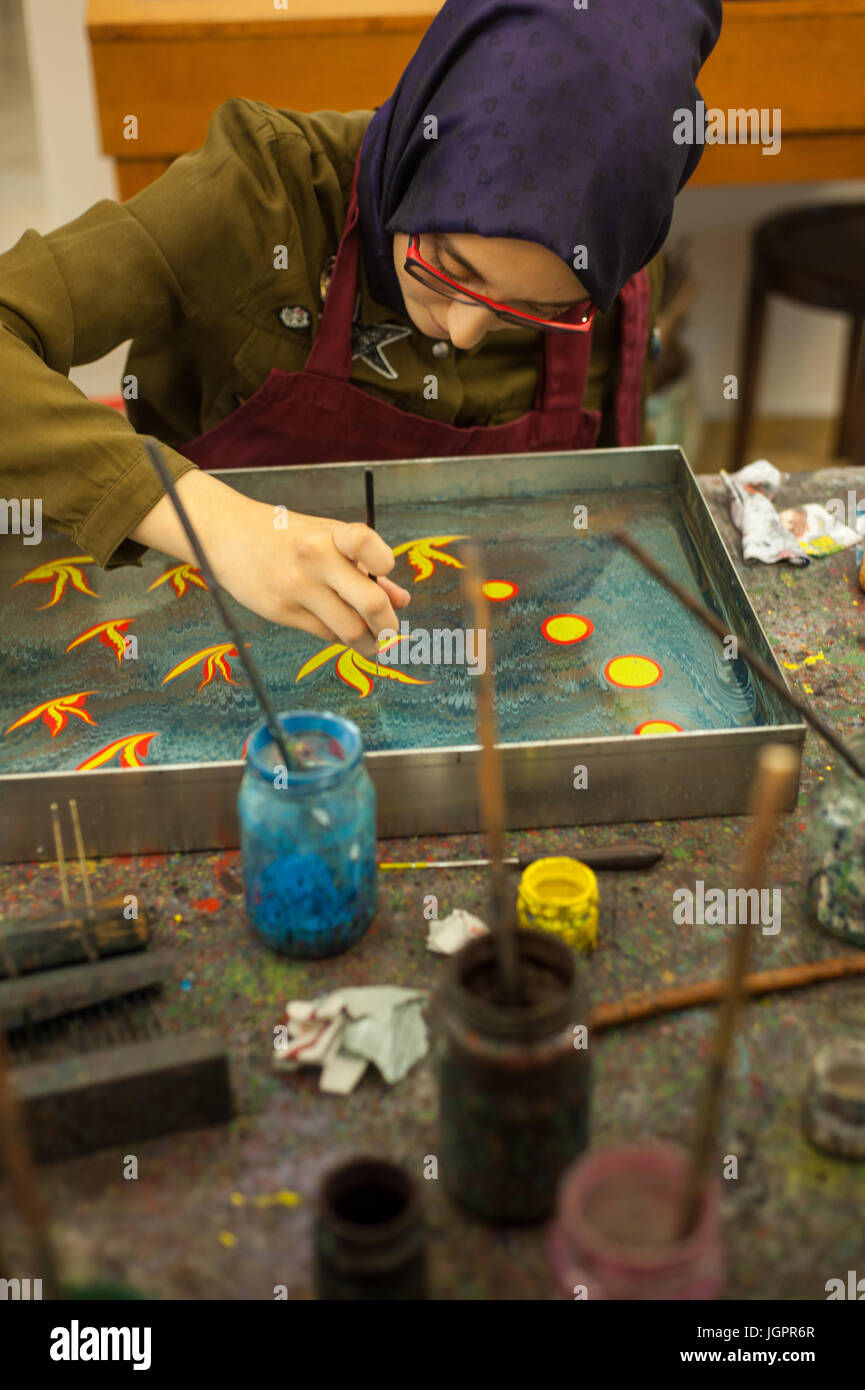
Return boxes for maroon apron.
[180,152,650,471]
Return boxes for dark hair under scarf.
[357,0,722,317]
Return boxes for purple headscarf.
[357,0,722,316]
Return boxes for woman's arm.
[0,100,409,643]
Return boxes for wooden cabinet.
[86,0,865,199]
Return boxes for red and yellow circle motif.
[604,655,663,689]
[541,613,594,645]
[482,580,519,602]
[634,720,683,736]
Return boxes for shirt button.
[432,340,450,358]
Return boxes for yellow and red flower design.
[163,643,244,692]
[147,563,208,598]
[391,535,467,583]
[5,691,98,739]
[77,733,158,770]
[13,557,98,609]
[295,637,433,699]
[66,618,135,664]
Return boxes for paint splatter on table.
[1,468,863,1301]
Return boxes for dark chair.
[733,204,865,469]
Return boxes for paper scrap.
[427,908,489,955]
[320,1052,368,1095]
[272,985,429,1093]
[342,999,428,1085]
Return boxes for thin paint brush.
[380,843,664,872]
[459,543,523,1004]
[678,743,799,1240]
[612,528,865,779]
[143,438,300,772]
[364,467,379,581]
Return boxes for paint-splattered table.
[1,466,863,1301]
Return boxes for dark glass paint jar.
[237,710,376,958]
[314,1158,428,1300]
[438,929,591,1224]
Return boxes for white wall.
[19,0,126,398]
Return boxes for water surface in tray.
[0,485,768,772]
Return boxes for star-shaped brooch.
[350,294,412,380]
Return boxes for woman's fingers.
[376,574,412,609]
[304,585,384,659]
[332,520,397,578]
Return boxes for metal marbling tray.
[0,446,804,861]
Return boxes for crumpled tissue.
[272,985,428,1094]
[426,908,489,955]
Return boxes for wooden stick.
[49,802,71,912]
[611,528,865,779]
[0,1027,63,1299]
[68,798,95,917]
[459,544,522,1003]
[678,744,799,1239]
[590,951,865,1031]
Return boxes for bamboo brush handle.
[678,744,800,1239]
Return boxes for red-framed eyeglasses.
[403,233,596,334]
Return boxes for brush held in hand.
[142,438,301,772]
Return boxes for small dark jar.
[438,929,591,1224]
[314,1157,428,1300]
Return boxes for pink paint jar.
[548,1144,724,1300]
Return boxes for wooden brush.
[459,543,522,1004]
[678,743,799,1239]
[590,951,865,1031]
[612,528,865,780]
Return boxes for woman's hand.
[130,469,410,658]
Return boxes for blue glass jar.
[238,711,377,958]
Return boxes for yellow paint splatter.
[803,684,813,694]
[217,1230,236,1247]
[660,970,676,985]
[229,1190,301,1210]
[783,651,826,673]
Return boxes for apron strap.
[613,267,650,447]
[303,154,364,380]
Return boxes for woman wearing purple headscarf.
[0,0,721,646]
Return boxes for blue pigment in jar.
[238,710,376,958]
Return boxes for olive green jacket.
[0,98,662,569]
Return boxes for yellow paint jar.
[517,857,599,953]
